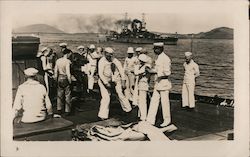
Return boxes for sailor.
[87,44,102,94]
[134,54,152,121]
[124,47,139,100]
[54,48,72,116]
[59,42,73,60]
[182,51,200,110]
[132,49,153,106]
[38,47,56,98]
[140,48,153,66]
[71,45,89,97]
[98,47,132,120]
[135,47,143,56]
[146,42,172,127]
[13,68,53,123]
[96,47,104,56]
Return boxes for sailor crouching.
[98,47,132,120]
[146,42,172,127]
[13,68,53,123]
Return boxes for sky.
[12,13,234,34]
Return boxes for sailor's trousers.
[147,90,171,125]
[182,83,195,108]
[98,79,132,119]
[138,90,147,121]
[57,75,71,113]
[88,65,96,90]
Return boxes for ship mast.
[123,12,128,31]
[141,13,146,31]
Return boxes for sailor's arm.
[194,63,200,77]
[134,65,146,75]
[41,56,48,71]
[13,87,23,119]
[98,59,109,85]
[114,59,126,88]
[44,88,53,116]
[162,58,171,76]
[53,61,58,79]
[66,61,71,84]
[123,59,128,74]
[114,59,126,81]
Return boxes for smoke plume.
[53,14,129,33]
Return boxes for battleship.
[104,13,178,45]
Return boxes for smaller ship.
[106,13,178,45]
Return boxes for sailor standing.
[13,68,53,123]
[38,47,55,95]
[54,49,72,116]
[146,42,172,127]
[124,47,139,100]
[71,45,89,96]
[132,48,152,107]
[182,51,200,110]
[135,47,142,56]
[98,47,132,120]
[59,43,73,59]
[134,54,151,121]
[87,44,101,94]
[139,48,153,66]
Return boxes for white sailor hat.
[184,51,192,57]
[41,47,48,52]
[127,47,134,53]
[24,68,38,76]
[153,42,164,47]
[135,47,142,52]
[104,47,114,54]
[36,52,43,57]
[89,44,95,49]
[77,45,85,50]
[138,54,148,63]
[59,43,67,47]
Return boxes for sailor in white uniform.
[98,47,132,120]
[140,48,153,66]
[135,47,143,56]
[182,51,200,109]
[146,42,172,127]
[13,68,53,123]
[87,44,101,93]
[134,54,151,121]
[124,47,139,100]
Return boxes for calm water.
[38,33,234,99]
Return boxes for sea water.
[38,33,234,99]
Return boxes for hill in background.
[13,24,233,39]
[13,24,65,34]
[177,27,233,39]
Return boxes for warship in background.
[104,13,178,45]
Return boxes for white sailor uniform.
[182,59,200,108]
[98,57,132,119]
[146,52,172,125]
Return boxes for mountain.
[195,27,233,39]
[177,27,233,39]
[13,24,65,34]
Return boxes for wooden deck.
[13,96,234,141]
